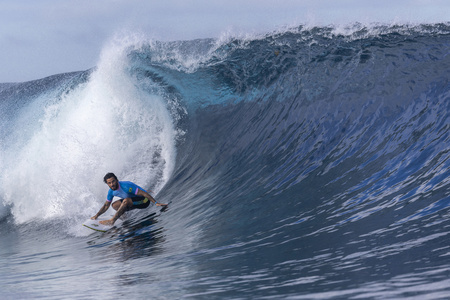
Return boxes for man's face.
[106,177,119,190]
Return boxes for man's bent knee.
[112,198,133,211]
[123,198,133,207]
[112,201,121,211]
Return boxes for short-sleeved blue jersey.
[106,181,147,202]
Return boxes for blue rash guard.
[106,181,148,202]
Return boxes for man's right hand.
[91,215,98,220]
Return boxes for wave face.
[1,24,450,299]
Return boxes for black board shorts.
[117,196,151,211]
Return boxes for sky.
[0,0,448,83]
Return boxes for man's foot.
[99,219,114,226]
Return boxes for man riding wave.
[91,173,167,225]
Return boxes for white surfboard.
[82,218,123,232]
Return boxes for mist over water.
[0,23,449,299]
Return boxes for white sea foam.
[0,34,177,224]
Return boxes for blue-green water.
[1,23,450,299]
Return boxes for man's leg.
[112,198,133,222]
[111,200,123,211]
[100,198,132,225]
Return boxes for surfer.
[91,173,167,226]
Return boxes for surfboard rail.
[82,218,115,232]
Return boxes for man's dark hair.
[104,172,118,183]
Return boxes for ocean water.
[0,23,450,299]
